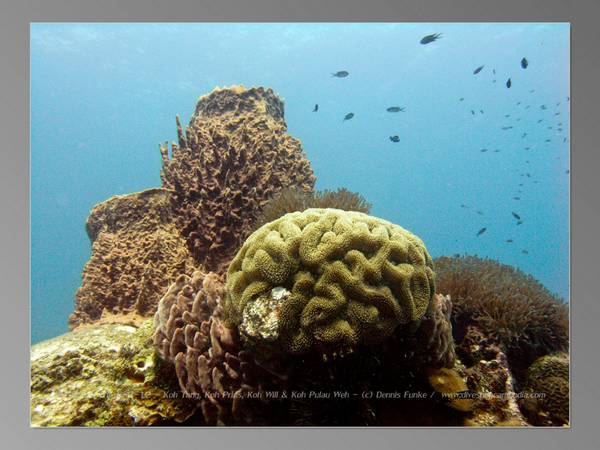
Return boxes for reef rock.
[160,86,316,274]
[69,188,196,328]
[30,320,198,427]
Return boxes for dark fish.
[506,78,512,88]
[565,169,570,174]
[312,104,318,112]
[513,197,520,200]
[480,109,484,114]
[557,128,563,132]
[521,57,529,69]
[389,135,400,143]
[506,239,513,243]
[566,96,570,101]
[526,173,531,177]
[454,253,461,258]
[545,139,551,142]
[505,114,511,118]
[563,137,567,143]
[461,204,468,208]
[540,104,547,110]
[555,112,561,116]
[476,210,484,215]
[537,119,544,123]
[521,133,527,138]
[548,126,553,130]
[343,112,354,121]
[420,33,442,44]
[473,65,484,75]
[556,102,561,107]
[525,105,530,109]
[459,97,464,101]
[517,101,521,106]
[480,149,488,153]
[530,89,536,93]
[517,220,524,225]
[477,227,487,236]
[492,79,497,83]
[332,71,349,78]
[493,149,500,153]
[493,69,496,75]
[386,106,405,113]
[471,110,475,115]
[522,249,529,254]
[512,212,521,220]
[516,118,521,121]
[501,126,513,130]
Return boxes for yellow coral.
[225,208,436,355]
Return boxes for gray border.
[2,0,599,449]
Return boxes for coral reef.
[30,320,198,426]
[225,208,436,356]
[520,352,569,426]
[159,86,316,274]
[253,187,372,229]
[433,255,568,368]
[69,189,196,329]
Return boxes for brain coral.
[520,352,569,426]
[159,86,316,274]
[69,188,196,329]
[225,208,436,356]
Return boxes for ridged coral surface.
[225,208,436,355]
[69,189,196,329]
[160,86,316,274]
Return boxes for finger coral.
[433,255,568,366]
[225,208,436,356]
[160,86,316,274]
[253,187,372,229]
[69,188,196,329]
[520,352,569,426]
[153,270,287,425]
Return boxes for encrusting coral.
[520,352,569,426]
[160,86,316,274]
[253,187,372,229]
[69,188,196,329]
[225,208,436,356]
[433,255,568,368]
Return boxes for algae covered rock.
[31,320,198,427]
[225,208,436,356]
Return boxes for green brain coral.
[225,208,436,355]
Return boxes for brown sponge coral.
[159,86,316,274]
[69,188,196,329]
[225,208,436,356]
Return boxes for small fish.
[522,249,529,254]
[513,197,520,200]
[459,97,464,101]
[493,149,500,153]
[526,173,531,177]
[540,104,547,110]
[505,114,511,118]
[530,89,536,93]
[516,118,521,122]
[493,69,496,75]
[506,239,513,243]
[473,65,484,75]
[548,126,553,130]
[517,220,524,225]
[386,106,405,113]
[420,33,442,44]
[460,204,468,208]
[521,57,529,69]
[566,96,570,101]
[512,212,521,220]
[545,139,551,142]
[343,112,354,121]
[525,105,531,109]
[565,169,570,174]
[501,126,513,130]
[477,227,487,236]
[476,210,484,215]
[555,112,561,116]
[556,102,561,107]
[563,137,567,143]
[519,183,524,186]
[521,133,527,138]
[517,101,521,106]
[331,71,349,78]
[471,110,475,115]
[480,148,488,153]
[506,78,512,88]
[312,104,319,112]
[389,135,400,143]
[537,119,544,123]
[480,109,484,114]
[492,79,497,83]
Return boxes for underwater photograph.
[30,22,570,427]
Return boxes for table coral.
[225,208,436,356]
[69,188,196,329]
[159,86,316,274]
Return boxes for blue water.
[31,23,570,344]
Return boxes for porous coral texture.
[226,208,436,356]
[160,86,316,274]
[153,270,287,425]
[69,189,196,329]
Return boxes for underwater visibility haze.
[31,23,569,349]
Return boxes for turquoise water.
[30,23,570,344]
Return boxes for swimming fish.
[512,212,521,220]
[471,110,475,115]
[517,220,524,225]
[506,78,512,88]
[473,65,484,75]
[332,71,349,78]
[506,239,513,243]
[565,169,570,174]
[501,126,513,130]
[343,113,354,121]
[540,104,547,110]
[459,97,464,101]
[420,33,442,44]
[480,149,488,153]
[386,106,405,113]
[313,104,318,112]
[476,210,484,215]
[389,135,400,142]
[493,69,496,75]
[522,249,529,254]
[521,57,529,69]
[513,197,520,200]
[480,109,484,114]
[477,227,487,236]
[493,149,500,153]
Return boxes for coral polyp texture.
[159,86,316,274]
[520,352,569,426]
[225,208,436,356]
[69,189,196,329]
[433,255,568,365]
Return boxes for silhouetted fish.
[537,119,544,123]
[506,239,513,243]
[493,69,496,75]
[386,106,405,113]
[512,212,521,220]
[343,113,354,121]
[521,133,527,138]
[389,135,400,142]
[505,114,511,118]
[563,137,567,143]
[477,227,487,236]
[565,169,570,174]
[493,149,500,153]
[530,89,536,93]
[521,57,529,69]
[471,110,475,115]
[517,220,523,225]
[473,65,484,75]
[313,104,319,112]
[332,71,349,78]
[517,101,521,106]
[480,149,488,153]
[476,210,484,215]
[420,33,442,44]
[506,78,512,88]
[540,104,547,110]
[459,97,464,101]
[480,109,484,114]
[522,249,529,254]
[501,126,513,130]
[525,105,530,109]
[513,197,520,200]
[461,204,468,208]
